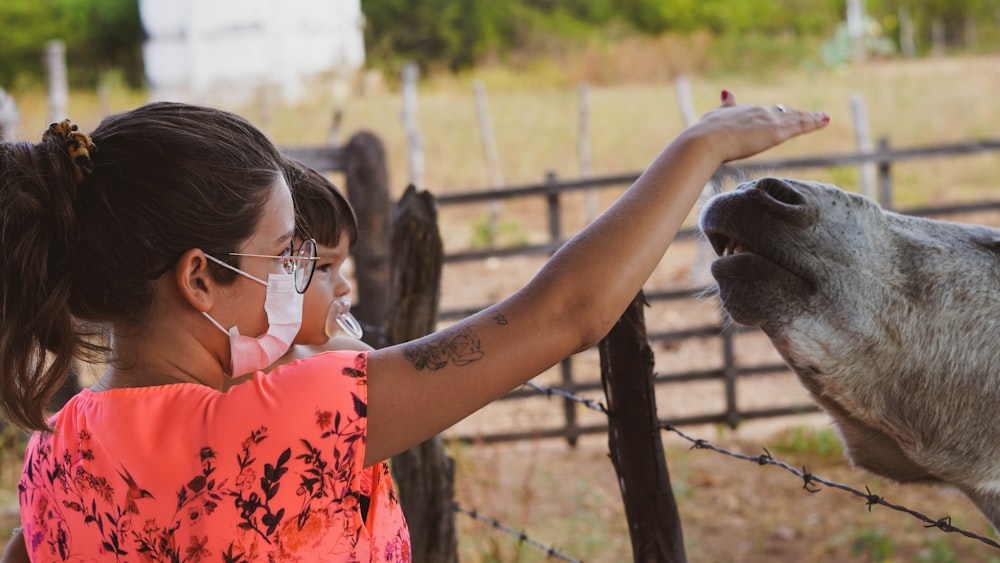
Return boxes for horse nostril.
[753,177,805,206]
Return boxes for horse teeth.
[723,241,746,256]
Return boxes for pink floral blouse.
[18,351,410,562]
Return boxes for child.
[279,157,370,359]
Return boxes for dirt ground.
[450,419,1000,562]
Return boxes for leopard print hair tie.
[47,119,97,184]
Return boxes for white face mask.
[203,255,304,377]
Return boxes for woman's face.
[295,235,353,345]
[208,177,296,339]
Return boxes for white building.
[139,0,365,104]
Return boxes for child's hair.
[283,157,358,249]
[0,102,284,431]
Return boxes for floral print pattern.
[18,351,410,562]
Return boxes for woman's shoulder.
[228,350,370,412]
[281,338,374,364]
[270,349,369,380]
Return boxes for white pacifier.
[326,296,363,339]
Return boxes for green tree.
[0,0,142,88]
[60,0,144,87]
[357,0,995,73]
[1,0,64,85]
[363,0,520,71]
[870,0,1000,51]
[523,0,618,26]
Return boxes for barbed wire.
[523,380,608,414]
[522,380,1000,550]
[452,503,582,562]
[661,423,1000,550]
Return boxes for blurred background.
[4,2,1000,561]
[3,0,999,191]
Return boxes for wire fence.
[658,423,1000,550]
[452,503,582,562]
[461,379,1000,556]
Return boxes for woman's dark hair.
[0,102,284,431]
[282,157,358,249]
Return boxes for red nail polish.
[822,112,830,123]
[721,89,730,101]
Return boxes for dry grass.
[6,53,1000,560]
[452,429,1000,562]
[10,55,1000,203]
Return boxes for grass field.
[9,53,1000,248]
[9,55,1000,199]
[5,53,1000,560]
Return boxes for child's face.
[294,235,353,346]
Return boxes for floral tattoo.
[403,328,485,370]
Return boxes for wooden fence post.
[343,131,392,347]
[899,6,917,58]
[545,171,561,244]
[850,92,876,200]
[932,20,946,57]
[473,79,504,246]
[45,40,68,123]
[846,0,868,61]
[578,82,598,222]
[545,171,580,446]
[401,62,425,190]
[599,292,686,562]
[472,81,502,185]
[384,185,458,563]
[721,319,740,429]
[673,76,697,127]
[877,136,893,209]
[675,76,722,274]
[0,88,18,141]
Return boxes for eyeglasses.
[228,238,318,293]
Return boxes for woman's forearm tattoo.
[404,328,485,371]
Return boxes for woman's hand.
[680,90,830,164]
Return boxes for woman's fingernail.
[721,89,730,101]
[822,112,830,123]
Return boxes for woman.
[1,93,827,560]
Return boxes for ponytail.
[0,131,86,431]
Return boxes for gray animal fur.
[699,177,1000,529]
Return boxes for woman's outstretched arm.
[364,94,829,466]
